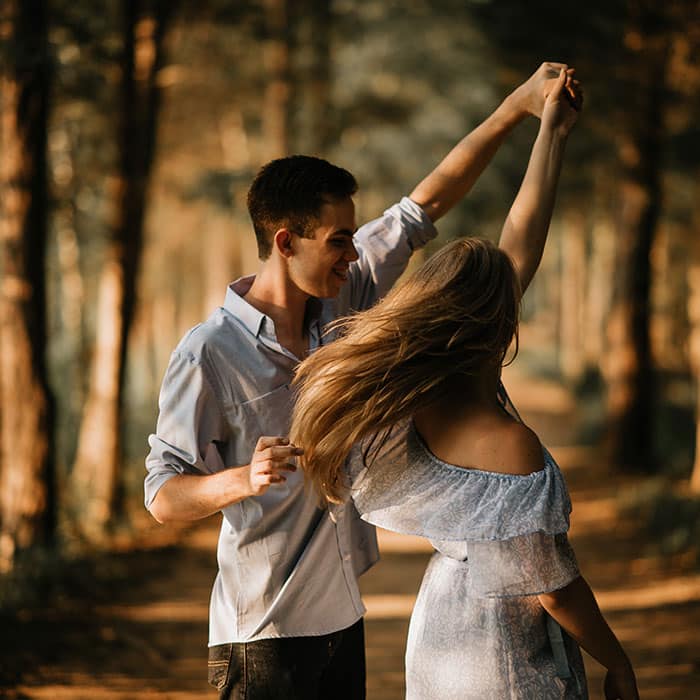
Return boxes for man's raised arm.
[409,62,572,224]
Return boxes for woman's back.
[413,393,545,478]
[344,387,588,699]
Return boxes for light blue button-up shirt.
[145,197,437,645]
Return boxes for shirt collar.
[224,276,266,337]
[224,275,324,340]
[305,297,323,325]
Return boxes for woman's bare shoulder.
[414,408,546,476]
[487,420,545,476]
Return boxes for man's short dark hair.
[247,155,358,260]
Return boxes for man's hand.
[246,436,302,496]
[510,62,577,119]
[541,68,583,138]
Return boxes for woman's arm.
[538,575,639,700]
[410,62,572,223]
[499,68,582,294]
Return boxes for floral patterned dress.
[347,389,589,699]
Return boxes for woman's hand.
[604,663,640,700]
[541,67,583,138]
[538,577,640,700]
[508,61,576,119]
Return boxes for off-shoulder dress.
[346,388,589,699]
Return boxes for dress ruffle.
[349,420,572,542]
[346,409,579,597]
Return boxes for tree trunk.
[605,179,658,472]
[71,0,173,538]
[294,0,332,154]
[584,173,617,371]
[559,211,587,383]
[585,216,614,368]
[262,0,291,159]
[0,0,54,571]
[687,231,700,492]
[71,239,125,535]
[604,8,669,472]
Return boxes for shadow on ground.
[2,370,700,699]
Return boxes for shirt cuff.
[396,196,439,250]
[144,467,177,509]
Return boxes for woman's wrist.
[604,645,634,675]
[537,115,572,143]
[609,656,634,673]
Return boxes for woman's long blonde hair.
[290,237,521,503]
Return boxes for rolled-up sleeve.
[341,196,438,312]
[144,351,228,509]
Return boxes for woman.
[290,86,639,700]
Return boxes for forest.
[2,0,700,697]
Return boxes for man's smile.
[332,267,349,282]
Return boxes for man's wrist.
[497,90,530,128]
[224,464,255,503]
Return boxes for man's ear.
[273,228,295,258]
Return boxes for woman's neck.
[429,366,502,416]
[412,365,517,471]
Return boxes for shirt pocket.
[231,383,299,529]
[235,383,294,442]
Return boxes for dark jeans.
[207,618,366,700]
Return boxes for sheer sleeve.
[463,531,579,597]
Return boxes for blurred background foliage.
[2,0,700,580]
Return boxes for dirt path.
[2,371,699,699]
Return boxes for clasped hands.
[512,61,584,136]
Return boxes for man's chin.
[301,277,347,300]
[318,284,345,300]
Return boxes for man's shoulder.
[355,197,434,239]
[173,306,243,365]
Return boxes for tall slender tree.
[0,0,55,570]
[604,1,671,471]
[71,0,174,538]
[261,0,291,160]
[687,218,700,492]
[292,0,332,155]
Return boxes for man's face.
[289,197,358,298]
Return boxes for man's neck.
[244,264,310,354]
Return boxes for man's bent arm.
[410,62,570,223]
[149,469,252,523]
[148,436,300,523]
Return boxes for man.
[145,62,580,699]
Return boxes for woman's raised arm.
[499,68,583,294]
